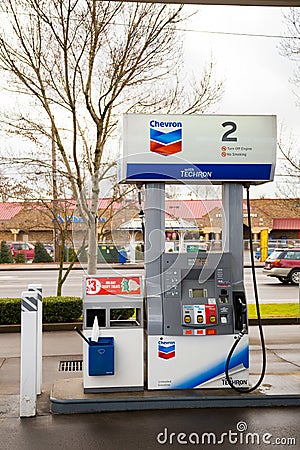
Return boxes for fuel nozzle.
[239,299,248,333]
[238,323,248,339]
[233,292,248,332]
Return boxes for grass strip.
[248,302,299,319]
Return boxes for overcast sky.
[183,4,299,198]
[0,4,299,199]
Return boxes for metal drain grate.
[59,360,83,372]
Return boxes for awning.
[272,218,300,230]
[119,217,198,231]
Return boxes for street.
[0,267,299,304]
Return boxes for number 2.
[221,121,238,142]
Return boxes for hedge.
[0,296,82,325]
[0,297,134,325]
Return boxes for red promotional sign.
[86,277,141,296]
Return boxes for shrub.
[110,308,135,320]
[15,253,25,263]
[43,296,82,323]
[0,298,21,324]
[68,246,79,262]
[0,241,14,264]
[0,296,82,325]
[33,242,53,263]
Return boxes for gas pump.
[118,113,276,392]
[147,251,249,389]
[142,181,251,390]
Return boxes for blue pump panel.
[88,337,114,376]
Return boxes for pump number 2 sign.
[86,277,141,295]
[121,114,277,185]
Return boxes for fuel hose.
[225,185,267,393]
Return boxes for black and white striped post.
[28,284,43,395]
[20,291,38,417]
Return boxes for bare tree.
[279,7,300,103]
[277,132,300,198]
[277,8,300,196]
[0,158,80,295]
[0,0,224,274]
[0,168,30,201]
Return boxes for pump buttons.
[220,314,228,324]
[184,315,191,324]
[197,315,204,324]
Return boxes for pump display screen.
[188,258,206,267]
[189,289,206,298]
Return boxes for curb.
[249,317,299,325]
[0,263,263,270]
[0,322,83,333]
[0,262,145,271]
[50,390,300,414]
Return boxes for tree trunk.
[56,230,67,296]
[87,173,100,274]
[87,219,98,274]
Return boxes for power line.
[176,26,300,40]
[110,20,300,39]
[0,9,299,40]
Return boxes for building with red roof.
[0,197,299,247]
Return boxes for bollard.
[20,291,38,417]
[28,284,43,395]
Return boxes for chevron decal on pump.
[158,340,176,360]
[150,120,182,156]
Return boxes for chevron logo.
[150,120,182,156]
[158,340,176,360]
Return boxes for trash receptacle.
[118,249,127,264]
[88,337,114,376]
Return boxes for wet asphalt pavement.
[0,325,299,449]
[1,406,299,450]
